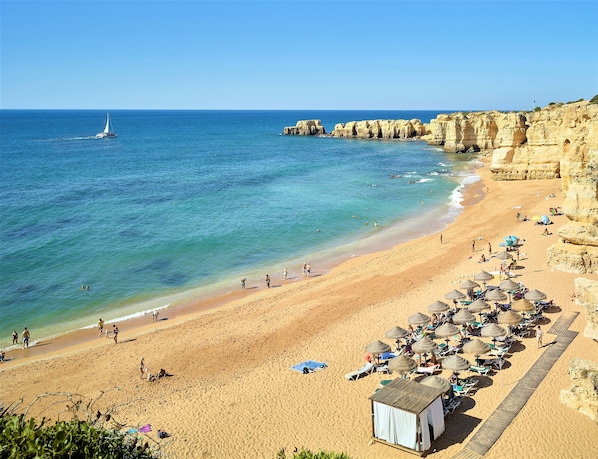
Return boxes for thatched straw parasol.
[365,340,391,365]
[462,338,491,356]
[512,298,535,312]
[495,251,513,260]
[468,298,491,313]
[385,326,410,340]
[441,354,471,372]
[445,289,466,300]
[434,323,460,339]
[365,340,391,355]
[524,289,547,302]
[499,279,520,291]
[385,326,410,349]
[485,289,507,303]
[428,300,450,314]
[388,354,417,375]
[420,375,451,393]
[445,289,466,308]
[408,312,431,325]
[452,309,476,325]
[411,336,438,354]
[474,270,494,282]
[481,323,507,338]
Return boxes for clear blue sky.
[1,0,597,110]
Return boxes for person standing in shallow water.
[265,274,270,288]
[22,327,30,348]
[12,330,18,345]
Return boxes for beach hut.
[369,378,445,455]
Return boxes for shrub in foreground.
[0,414,158,459]
[276,447,352,459]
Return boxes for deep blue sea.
[0,110,479,347]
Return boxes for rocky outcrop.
[547,143,598,274]
[331,119,427,140]
[424,111,527,154]
[283,120,326,136]
[573,278,598,340]
[560,357,598,423]
[490,102,598,183]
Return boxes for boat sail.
[96,113,117,138]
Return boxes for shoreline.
[3,156,595,459]
[2,160,481,365]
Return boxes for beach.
[1,157,596,459]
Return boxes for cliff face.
[425,103,598,274]
[282,120,326,136]
[559,279,598,424]
[331,119,427,140]
[284,102,598,274]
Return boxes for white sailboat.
[96,113,117,138]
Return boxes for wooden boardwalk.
[450,312,579,459]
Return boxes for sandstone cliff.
[560,278,598,424]
[560,357,598,424]
[284,101,598,274]
[330,119,427,140]
[282,120,326,136]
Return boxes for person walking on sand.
[265,274,270,288]
[152,310,159,322]
[488,242,492,255]
[12,330,18,345]
[140,357,146,378]
[113,325,119,344]
[536,325,543,348]
[440,233,443,244]
[22,327,30,348]
[97,318,104,336]
[472,239,476,251]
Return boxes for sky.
[1,0,597,111]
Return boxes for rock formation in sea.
[282,120,326,136]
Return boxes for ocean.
[0,110,479,347]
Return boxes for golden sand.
[1,158,596,458]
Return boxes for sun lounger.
[452,384,475,396]
[444,397,462,415]
[344,362,374,381]
[488,347,507,358]
[416,364,440,375]
[376,364,391,374]
[469,365,491,375]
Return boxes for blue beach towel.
[291,360,328,373]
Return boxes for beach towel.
[380,352,396,360]
[291,360,328,373]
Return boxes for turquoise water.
[0,110,477,345]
